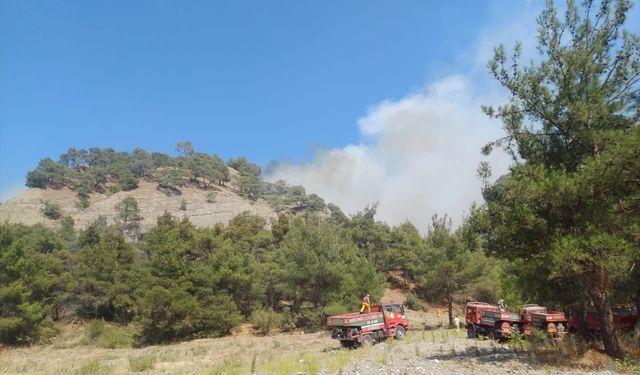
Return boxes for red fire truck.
[327,303,409,348]
[465,302,525,341]
[566,304,637,333]
[521,304,567,336]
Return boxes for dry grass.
[73,359,113,375]
[128,354,156,372]
[0,322,344,375]
[514,328,640,374]
[1,310,634,374]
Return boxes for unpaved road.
[337,330,617,375]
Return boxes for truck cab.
[465,302,499,326]
[381,303,408,333]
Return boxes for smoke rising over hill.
[267,75,511,231]
[265,3,546,231]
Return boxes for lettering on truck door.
[392,304,403,325]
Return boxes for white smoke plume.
[264,1,551,231]
[266,75,511,231]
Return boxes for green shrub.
[76,195,90,209]
[615,356,640,374]
[87,320,133,349]
[322,303,349,317]
[294,310,324,332]
[179,199,187,210]
[43,201,62,220]
[249,309,283,335]
[280,312,296,332]
[129,354,156,372]
[404,292,423,311]
[137,286,242,343]
[0,282,57,345]
[107,185,121,196]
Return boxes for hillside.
[0,145,328,231]
[0,178,277,232]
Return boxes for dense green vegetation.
[0,202,502,345]
[477,0,640,359]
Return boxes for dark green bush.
[137,286,241,344]
[43,201,62,220]
[0,282,56,344]
[75,195,90,209]
[404,292,423,311]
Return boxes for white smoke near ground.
[265,3,544,231]
[267,75,511,231]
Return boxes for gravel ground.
[334,329,620,375]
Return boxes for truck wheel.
[488,330,497,341]
[467,325,477,339]
[394,326,406,340]
[362,334,374,347]
[375,330,385,342]
[340,341,353,349]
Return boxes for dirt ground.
[336,330,618,375]
[0,323,618,375]
[0,294,623,375]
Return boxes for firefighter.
[360,294,371,314]
[498,299,508,312]
[453,315,461,332]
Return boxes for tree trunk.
[447,293,454,327]
[589,267,623,358]
[589,146,623,358]
[577,304,590,339]
[636,278,640,330]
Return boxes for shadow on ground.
[421,345,525,364]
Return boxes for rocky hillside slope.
[0,179,277,231]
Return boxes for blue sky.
[2,1,637,227]
[0,1,518,198]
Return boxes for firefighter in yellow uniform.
[360,294,371,314]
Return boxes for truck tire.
[362,334,374,347]
[467,325,477,339]
[394,326,406,340]
[340,341,353,349]
[488,330,497,341]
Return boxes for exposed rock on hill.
[0,180,277,231]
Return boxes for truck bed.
[482,310,522,323]
[327,312,384,327]
[531,311,566,324]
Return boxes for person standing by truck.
[498,299,508,312]
[360,294,371,314]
